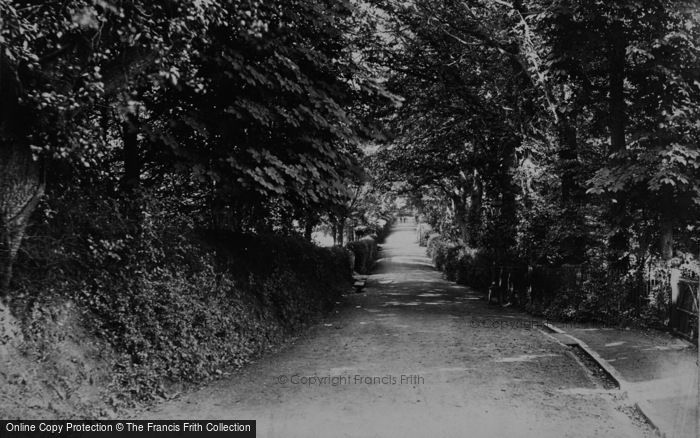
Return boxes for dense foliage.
[367,0,700,322]
[13,185,352,401]
[346,215,392,274]
[2,0,699,411]
[0,0,390,408]
[0,0,391,293]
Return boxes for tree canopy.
[366,0,700,267]
[1,0,698,303]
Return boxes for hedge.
[355,217,393,243]
[346,236,378,274]
[9,198,354,410]
[346,217,394,274]
[416,222,433,246]
[89,232,352,403]
[426,232,676,327]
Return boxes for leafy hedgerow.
[12,190,353,404]
[346,237,378,274]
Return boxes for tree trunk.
[498,184,517,261]
[556,113,587,263]
[607,20,631,262]
[337,217,346,246]
[608,21,626,154]
[331,219,338,246]
[303,214,317,241]
[660,219,674,261]
[558,115,579,205]
[452,194,469,245]
[468,169,483,247]
[347,221,355,243]
[493,140,518,263]
[0,143,45,296]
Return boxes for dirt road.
[136,222,653,438]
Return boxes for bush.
[346,216,394,275]
[374,217,393,243]
[355,216,393,244]
[346,236,378,274]
[443,245,464,281]
[428,234,492,289]
[426,233,442,258]
[427,231,674,328]
[9,187,353,406]
[416,223,432,246]
[424,212,687,329]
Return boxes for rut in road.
[136,221,653,438]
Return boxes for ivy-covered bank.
[2,203,353,418]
